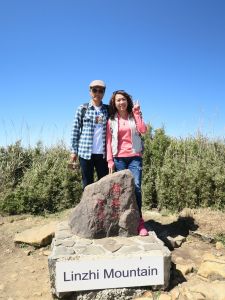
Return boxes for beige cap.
[89,80,106,88]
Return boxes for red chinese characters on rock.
[97,199,105,229]
[110,184,121,221]
[110,183,121,198]
[96,184,122,230]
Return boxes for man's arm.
[70,106,82,161]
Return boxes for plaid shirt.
[71,101,108,159]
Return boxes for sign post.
[56,256,164,292]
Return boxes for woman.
[106,90,148,236]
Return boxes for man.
[70,80,109,189]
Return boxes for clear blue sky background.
[1,0,225,148]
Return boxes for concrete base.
[48,221,171,299]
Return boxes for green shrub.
[1,130,225,215]
[142,126,171,208]
[0,141,33,191]
[143,134,225,211]
[0,142,82,215]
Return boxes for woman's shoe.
[138,218,149,236]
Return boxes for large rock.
[170,278,225,300]
[69,170,140,239]
[14,221,58,247]
[197,253,225,280]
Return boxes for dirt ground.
[0,207,224,300]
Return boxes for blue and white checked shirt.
[71,101,108,160]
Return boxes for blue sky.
[1,0,225,148]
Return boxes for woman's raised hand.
[133,100,141,113]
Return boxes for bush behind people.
[0,129,224,215]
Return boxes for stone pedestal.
[48,221,171,299]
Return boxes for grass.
[215,233,225,246]
[1,127,225,215]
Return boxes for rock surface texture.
[69,170,140,239]
[14,221,57,247]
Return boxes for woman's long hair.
[109,90,133,119]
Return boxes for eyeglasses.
[91,87,105,94]
[113,90,125,95]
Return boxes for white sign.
[56,256,164,292]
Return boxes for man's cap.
[89,80,106,88]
